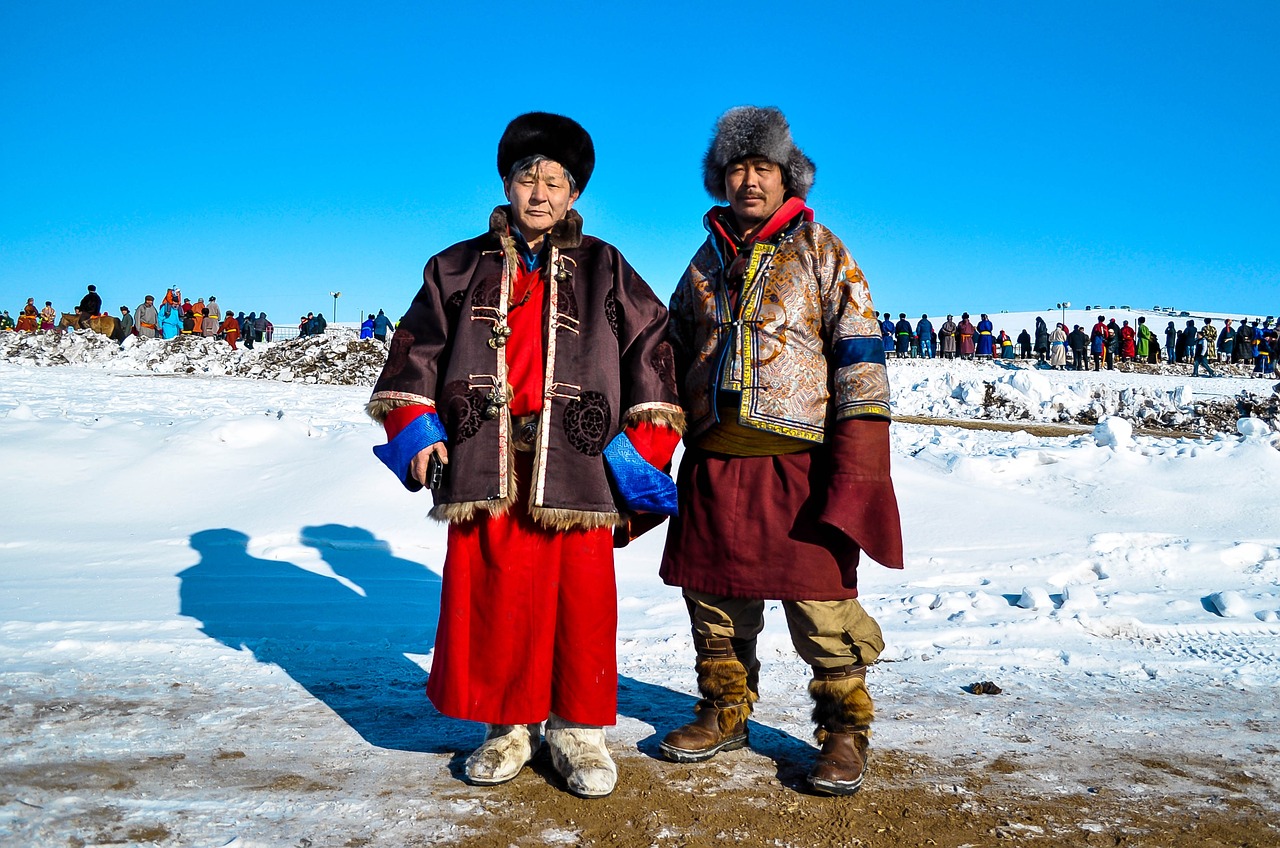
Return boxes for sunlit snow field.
[2,320,1278,844]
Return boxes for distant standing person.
[1090,315,1108,371]
[40,301,56,330]
[1217,318,1234,362]
[159,302,182,338]
[1135,316,1153,362]
[1033,316,1048,363]
[1192,317,1219,377]
[373,309,393,342]
[1068,324,1089,370]
[1119,320,1136,363]
[880,312,895,355]
[118,306,134,338]
[136,295,159,338]
[1016,328,1031,359]
[894,313,911,358]
[975,314,994,359]
[1164,321,1177,364]
[956,313,976,359]
[1049,323,1068,369]
[916,314,934,358]
[938,315,957,359]
[221,311,240,349]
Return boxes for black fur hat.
[496,112,595,193]
[702,106,816,201]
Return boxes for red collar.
[708,197,814,256]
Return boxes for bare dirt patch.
[441,745,1278,848]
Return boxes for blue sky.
[3,1,1278,325]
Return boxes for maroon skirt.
[659,448,863,601]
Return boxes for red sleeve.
[383,404,437,441]
[624,420,681,470]
[818,418,904,569]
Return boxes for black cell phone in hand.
[427,453,446,490]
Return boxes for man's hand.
[409,441,448,486]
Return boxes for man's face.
[725,157,787,230]
[504,159,579,242]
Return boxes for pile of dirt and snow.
[0,328,389,385]
[3,328,1278,435]
[890,359,1279,437]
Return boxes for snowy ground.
[2,329,1279,846]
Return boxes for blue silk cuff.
[603,431,679,516]
[834,336,887,367]
[372,412,447,491]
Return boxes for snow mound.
[1093,416,1133,448]
[1,328,389,386]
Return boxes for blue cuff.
[603,431,679,517]
[372,412,447,491]
[834,336,887,367]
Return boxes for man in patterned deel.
[660,106,904,796]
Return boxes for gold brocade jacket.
[668,216,891,443]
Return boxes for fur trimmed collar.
[488,205,584,250]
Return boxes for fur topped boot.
[545,713,617,798]
[807,665,874,796]
[660,636,759,763]
[464,723,542,786]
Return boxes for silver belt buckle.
[512,414,538,452]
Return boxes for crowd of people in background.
[878,310,1278,378]
[3,285,400,352]
[5,290,1272,379]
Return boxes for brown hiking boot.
[808,724,870,795]
[807,665,873,796]
[660,637,757,763]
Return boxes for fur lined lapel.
[489,205,584,251]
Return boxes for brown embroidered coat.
[368,207,683,530]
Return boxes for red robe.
[387,261,678,725]
[1120,325,1136,358]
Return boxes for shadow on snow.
[178,525,813,778]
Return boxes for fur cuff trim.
[530,506,622,531]
[809,675,874,734]
[367,394,434,423]
[624,404,687,434]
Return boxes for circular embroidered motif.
[604,288,619,338]
[441,380,489,444]
[556,282,579,321]
[649,340,678,395]
[563,391,611,456]
[472,276,502,310]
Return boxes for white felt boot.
[545,713,617,798]
[463,723,541,786]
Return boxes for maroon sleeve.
[818,418,904,569]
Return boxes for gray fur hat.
[702,106,816,201]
